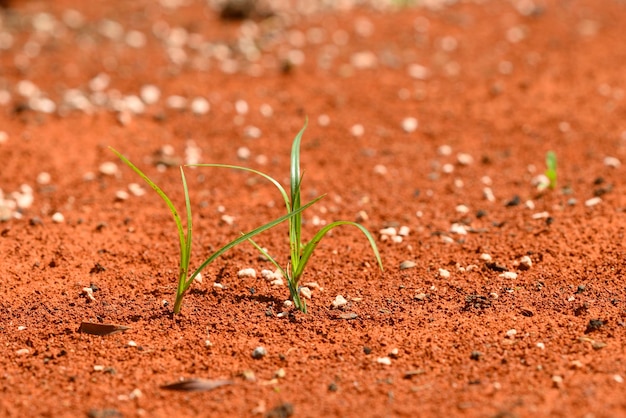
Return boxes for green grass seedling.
[192,121,383,313]
[545,151,557,190]
[110,147,322,314]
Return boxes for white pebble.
[499,271,518,279]
[235,100,249,115]
[438,145,452,156]
[221,214,235,225]
[483,187,495,202]
[519,255,532,269]
[300,287,312,300]
[140,85,161,104]
[398,226,410,236]
[531,211,550,220]
[270,277,284,286]
[99,161,118,176]
[36,172,51,185]
[614,375,624,384]
[408,63,430,80]
[165,95,187,109]
[438,268,450,278]
[603,156,621,168]
[479,253,492,262]
[237,146,251,160]
[261,269,282,281]
[331,295,348,308]
[51,212,65,223]
[376,357,392,366]
[450,223,467,235]
[442,163,454,174]
[193,272,203,284]
[115,190,129,201]
[585,197,602,207]
[190,97,210,115]
[317,114,330,126]
[536,342,545,350]
[127,340,138,347]
[455,204,469,214]
[0,131,7,144]
[505,329,517,338]
[379,227,397,237]
[350,124,364,137]
[237,268,256,279]
[401,117,418,133]
[128,183,145,197]
[15,348,30,356]
[373,164,387,175]
[457,153,474,165]
[213,282,224,290]
[82,287,95,301]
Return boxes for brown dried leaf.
[160,378,233,392]
[78,322,130,336]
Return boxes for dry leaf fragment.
[78,322,130,336]
[160,378,233,392]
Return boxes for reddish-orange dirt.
[1,0,625,417]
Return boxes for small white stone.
[300,287,312,299]
[93,365,105,371]
[237,268,256,279]
[115,190,129,201]
[127,340,138,347]
[479,253,492,262]
[190,97,210,115]
[259,103,273,117]
[166,95,187,109]
[531,211,550,220]
[536,342,545,350]
[15,348,30,356]
[283,300,293,308]
[373,164,387,175]
[82,287,95,301]
[331,295,348,308]
[350,124,364,137]
[99,161,118,176]
[408,63,430,80]
[398,226,410,236]
[455,204,469,214]
[17,326,26,331]
[379,227,397,237]
[438,268,450,278]
[483,187,495,202]
[213,282,224,290]
[457,153,474,165]
[585,197,602,207]
[350,51,377,69]
[128,183,145,197]
[317,114,330,126]
[401,117,418,133]
[376,357,392,366]
[36,172,51,185]
[442,163,454,174]
[604,156,621,168]
[438,145,452,156]
[450,223,467,235]
[270,277,284,286]
[519,256,533,270]
[129,388,142,400]
[221,214,235,225]
[51,212,65,223]
[499,271,518,279]
[0,131,7,144]
[235,99,249,115]
[237,146,251,160]
[140,85,161,104]
[614,375,624,384]
[391,235,403,243]
[193,272,203,284]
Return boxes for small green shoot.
[110,147,322,314]
[544,150,557,190]
[192,121,383,313]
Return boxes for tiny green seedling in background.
[545,150,557,190]
[192,121,384,313]
[110,147,322,314]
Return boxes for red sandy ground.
[1,0,625,417]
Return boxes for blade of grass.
[290,122,307,263]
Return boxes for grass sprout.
[191,121,383,313]
[110,147,322,314]
[545,150,557,190]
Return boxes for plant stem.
[288,280,307,313]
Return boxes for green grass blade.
[293,221,384,282]
[545,150,557,189]
[190,163,291,213]
[290,122,307,269]
[180,166,193,288]
[110,147,188,268]
[185,194,325,290]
